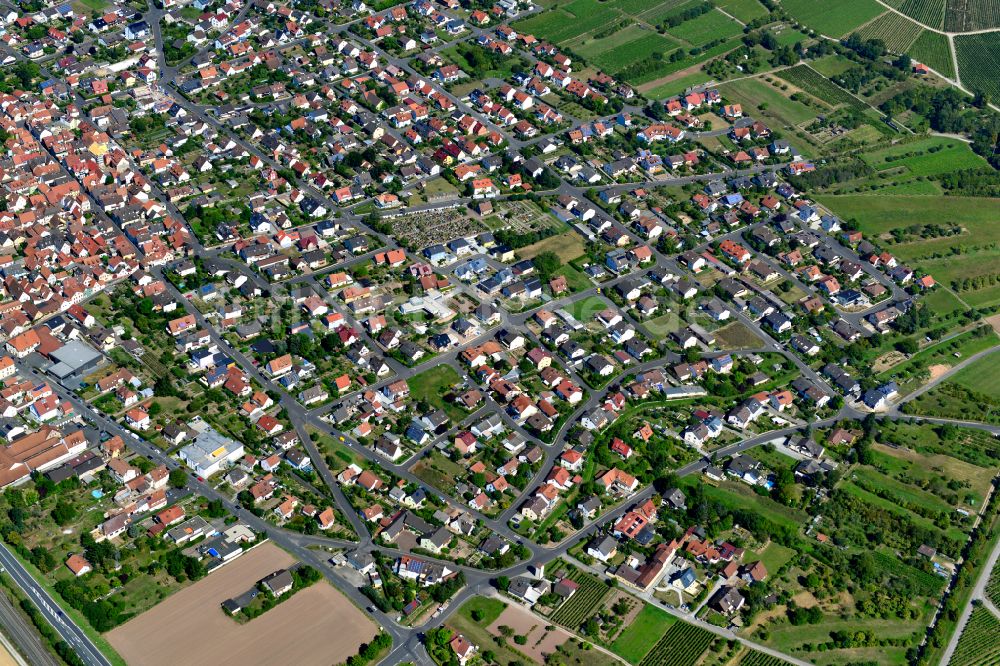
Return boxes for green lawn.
[610,603,677,664]
[569,295,610,320]
[555,264,593,293]
[457,596,506,625]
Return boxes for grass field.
[720,77,820,126]
[841,481,965,543]
[955,32,1000,101]
[814,194,1000,263]
[610,603,677,664]
[809,54,857,78]
[949,349,1000,399]
[870,442,996,509]
[715,321,764,349]
[456,596,506,625]
[765,615,920,664]
[689,480,809,531]
[644,70,714,100]
[860,137,987,178]
[878,326,1000,386]
[780,0,885,37]
[408,365,464,420]
[751,542,797,573]
[851,467,954,515]
[907,30,954,77]
[518,230,586,263]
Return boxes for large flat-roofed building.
[179,418,244,477]
[47,340,103,380]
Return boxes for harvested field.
[108,543,377,666]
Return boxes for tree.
[51,500,77,526]
[533,250,562,280]
[168,469,188,489]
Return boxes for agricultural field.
[944,0,1000,32]
[955,32,1000,100]
[907,30,954,77]
[568,26,680,75]
[738,651,793,666]
[716,0,769,22]
[610,604,677,664]
[988,560,1000,608]
[107,544,377,666]
[780,0,885,37]
[858,11,924,52]
[777,65,867,112]
[949,606,1000,666]
[511,0,621,44]
[665,9,743,46]
[549,569,611,627]
[888,0,947,29]
[638,621,716,666]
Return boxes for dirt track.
[107,542,377,666]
